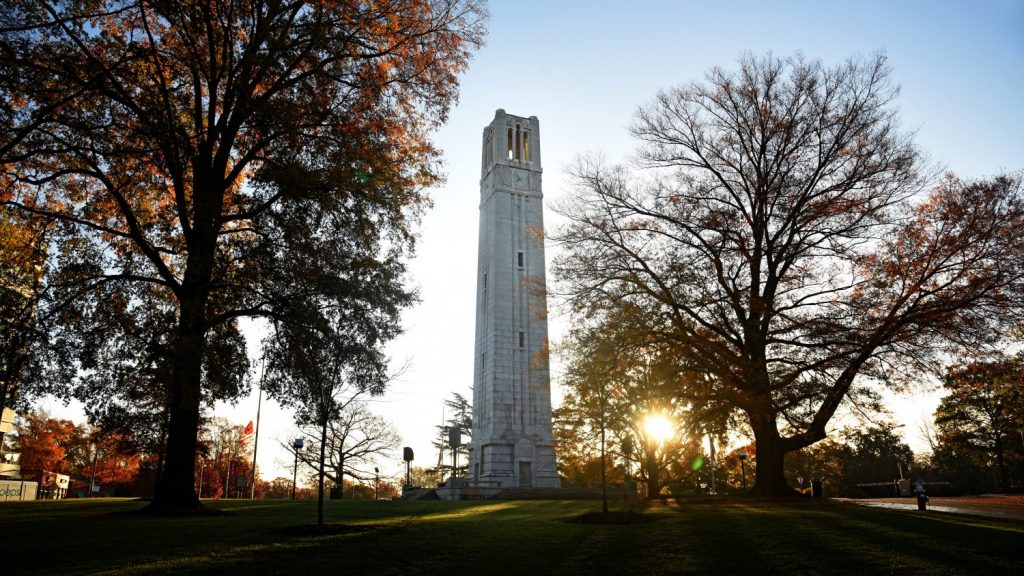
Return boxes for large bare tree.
[552,53,1024,495]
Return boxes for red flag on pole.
[240,420,254,445]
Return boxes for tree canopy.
[552,52,1024,495]
[0,0,486,511]
[935,358,1024,490]
[0,210,48,420]
[556,316,705,496]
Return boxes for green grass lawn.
[2,497,1022,575]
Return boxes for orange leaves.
[12,413,86,475]
[2,0,485,508]
[859,173,1024,319]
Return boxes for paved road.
[836,494,1024,520]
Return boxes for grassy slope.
[2,498,1022,575]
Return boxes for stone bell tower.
[467,110,560,489]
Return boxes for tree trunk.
[318,419,328,526]
[152,414,168,498]
[337,450,345,501]
[600,389,608,513]
[748,413,799,496]
[994,435,1008,491]
[147,294,207,512]
[644,446,660,498]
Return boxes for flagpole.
[250,360,265,499]
[437,404,445,471]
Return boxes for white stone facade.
[468,110,560,489]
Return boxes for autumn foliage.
[11,412,143,492]
[0,1,485,511]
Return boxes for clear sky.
[38,0,1024,484]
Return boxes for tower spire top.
[481,111,542,177]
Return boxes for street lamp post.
[403,447,414,488]
[374,467,379,501]
[291,438,304,499]
[738,451,748,490]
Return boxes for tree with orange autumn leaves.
[552,53,1024,496]
[935,358,1024,491]
[12,412,143,489]
[0,0,486,512]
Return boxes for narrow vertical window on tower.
[523,131,530,161]
[515,125,521,160]
[507,128,513,160]
[519,332,525,348]
[517,251,523,267]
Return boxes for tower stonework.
[468,110,560,489]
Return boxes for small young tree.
[284,396,400,496]
[265,268,403,525]
[558,312,717,498]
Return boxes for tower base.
[469,437,560,489]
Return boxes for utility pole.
[88,442,98,497]
[249,374,264,499]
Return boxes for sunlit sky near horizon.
[36,0,1024,484]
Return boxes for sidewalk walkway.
[836,494,1024,521]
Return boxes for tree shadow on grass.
[112,505,238,517]
[663,500,1024,575]
[565,510,658,524]
[808,504,1024,573]
[271,523,376,537]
